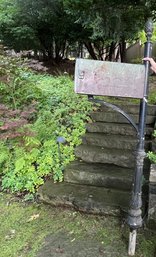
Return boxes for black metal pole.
[127,18,153,255]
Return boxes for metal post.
[127,18,153,256]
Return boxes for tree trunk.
[119,38,126,63]
[108,42,116,61]
[55,41,61,63]
[84,41,97,60]
[115,44,120,62]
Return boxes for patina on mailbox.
[75,58,145,99]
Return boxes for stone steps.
[64,161,133,191]
[37,103,155,216]
[100,103,156,115]
[37,180,131,215]
[75,144,135,168]
[86,122,153,136]
[90,111,155,124]
[82,133,151,150]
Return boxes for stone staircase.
[37,103,156,216]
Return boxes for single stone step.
[75,145,135,168]
[90,112,155,124]
[86,122,153,136]
[99,104,156,115]
[64,161,133,191]
[37,180,131,215]
[82,133,151,150]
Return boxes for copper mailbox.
[74,59,145,99]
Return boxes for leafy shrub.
[0,54,42,109]
[147,151,156,163]
[0,55,92,193]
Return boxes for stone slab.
[37,180,130,215]
[90,112,155,125]
[75,145,135,168]
[86,122,153,137]
[151,139,156,152]
[147,192,156,230]
[149,183,156,194]
[82,133,152,151]
[64,161,133,191]
[149,164,156,183]
[82,133,151,150]
[99,103,156,116]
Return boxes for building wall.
[125,42,156,63]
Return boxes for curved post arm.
[88,96,139,135]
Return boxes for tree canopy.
[0,0,156,61]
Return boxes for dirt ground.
[36,212,156,257]
[45,59,75,76]
[36,231,128,257]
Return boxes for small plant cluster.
[147,130,156,163]
[0,53,42,109]
[0,53,92,193]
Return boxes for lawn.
[0,192,156,257]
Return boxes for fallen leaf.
[5,230,16,240]
[27,214,39,222]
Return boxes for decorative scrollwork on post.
[145,18,153,41]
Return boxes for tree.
[0,0,77,61]
[63,0,156,61]
[0,0,156,62]
[0,0,40,51]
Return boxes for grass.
[0,192,156,257]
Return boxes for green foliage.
[64,1,145,40]
[0,0,78,60]
[138,23,156,44]
[0,0,40,51]
[0,55,92,193]
[1,0,156,61]
[147,151,156,163]
[148,91,156,105]
[129,58,142,64]
[148,77,156,104]
[63,0,156,61]
[147,129,156,163]
[0,54,42,109]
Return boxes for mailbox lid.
[74,58,145,99]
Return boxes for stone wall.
[148,164,156,230]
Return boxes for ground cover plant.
[0,53,92,194]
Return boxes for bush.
[0,55,42,109]
[0,55,92,193]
